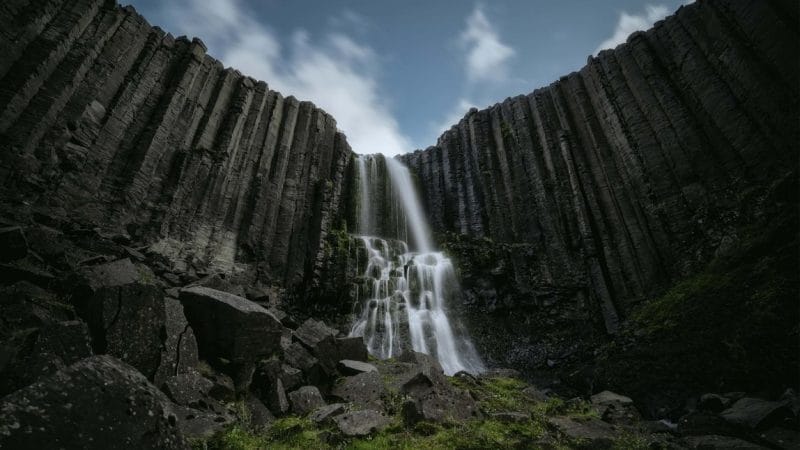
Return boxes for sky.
[124,0,690,156]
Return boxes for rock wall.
[0,0,352,292]
[400,0,798,372]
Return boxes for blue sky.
[124,0,689,155]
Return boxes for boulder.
[720,398,793,430]
[0,355,186,449]
[293,318,337,351]
[338,359,378,376]
[171,405,234,440]
[288,386,326,415]
[331,371,385,409]
[401,386,481,424]
[179,286,283,365]
[699,393,732,413]
[72,258,165,378]
[264,377,290,416]
[283,341,324,386]
[0,226,28,262]
[548,416,615,448]
[590,390,640,424]
[522,385,550,403]
[337,336,368,362]
[310,403,347,424]
[244,394,275,430]
[154,298,199,387]
[162,371,214,408]
[0,320,93,396]
[333,410,389,436]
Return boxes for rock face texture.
[0,0,797,422]
[400,0,798,374]
[0,0,351,294]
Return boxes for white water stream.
[349,155,484,375]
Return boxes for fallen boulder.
[72,258,165,378]
[720,397,793,430]
[179,286,283,365]
[0,355,186,449]
[288,385,326,415]
[333,409,389,436]
[338,359,378,376]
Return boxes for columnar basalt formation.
[0,0,351,293]
[0,0,797,411]
[400,0,798,372]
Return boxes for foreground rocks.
[0,356,186,449]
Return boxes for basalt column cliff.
[0,0,351,296]
[400,0,798,397]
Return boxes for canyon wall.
[0,0,797,402]
[0,0,352,294]
[400,0,798,374]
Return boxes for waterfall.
[349,154,484,375]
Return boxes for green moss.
[205,425,271,450]
[631,272,730,334]
[265,416,328,449]
[449,375,530,414]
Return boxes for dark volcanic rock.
[72,258,165,378]
[333,409,389,436]
[337,359,378,375]
[179,286,283,365]
[154,298,199,388]
[0,320,93,395]
[332,371,385,409]
[336,336,368,362]
[287,385,326,415]
[720,397,793,430]
[0,355,186,449]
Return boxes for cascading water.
[349,154,484,375]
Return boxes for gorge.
[0,0,797,448]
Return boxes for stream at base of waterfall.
[348,154,484,375]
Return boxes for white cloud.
[460,5,515,83]
[595,4,670,54]
[160,0,411,156]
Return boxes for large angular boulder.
[154,298,199,387]
[72,258,165,378]
[179,286,283,365]
[333,410,389,436]
[282,341,324,386]
[336,336,368,362]
[332,371,385,410]
[338,359,378,375]
[548,416,615,448]
[395,352,481,424]
[590,390,640,424]
[162,370,214,408]
[294,318,337,350]
[720,397,793,430]
[0,355,187,449]
[288,386,326,415]
[0,320,92,396]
